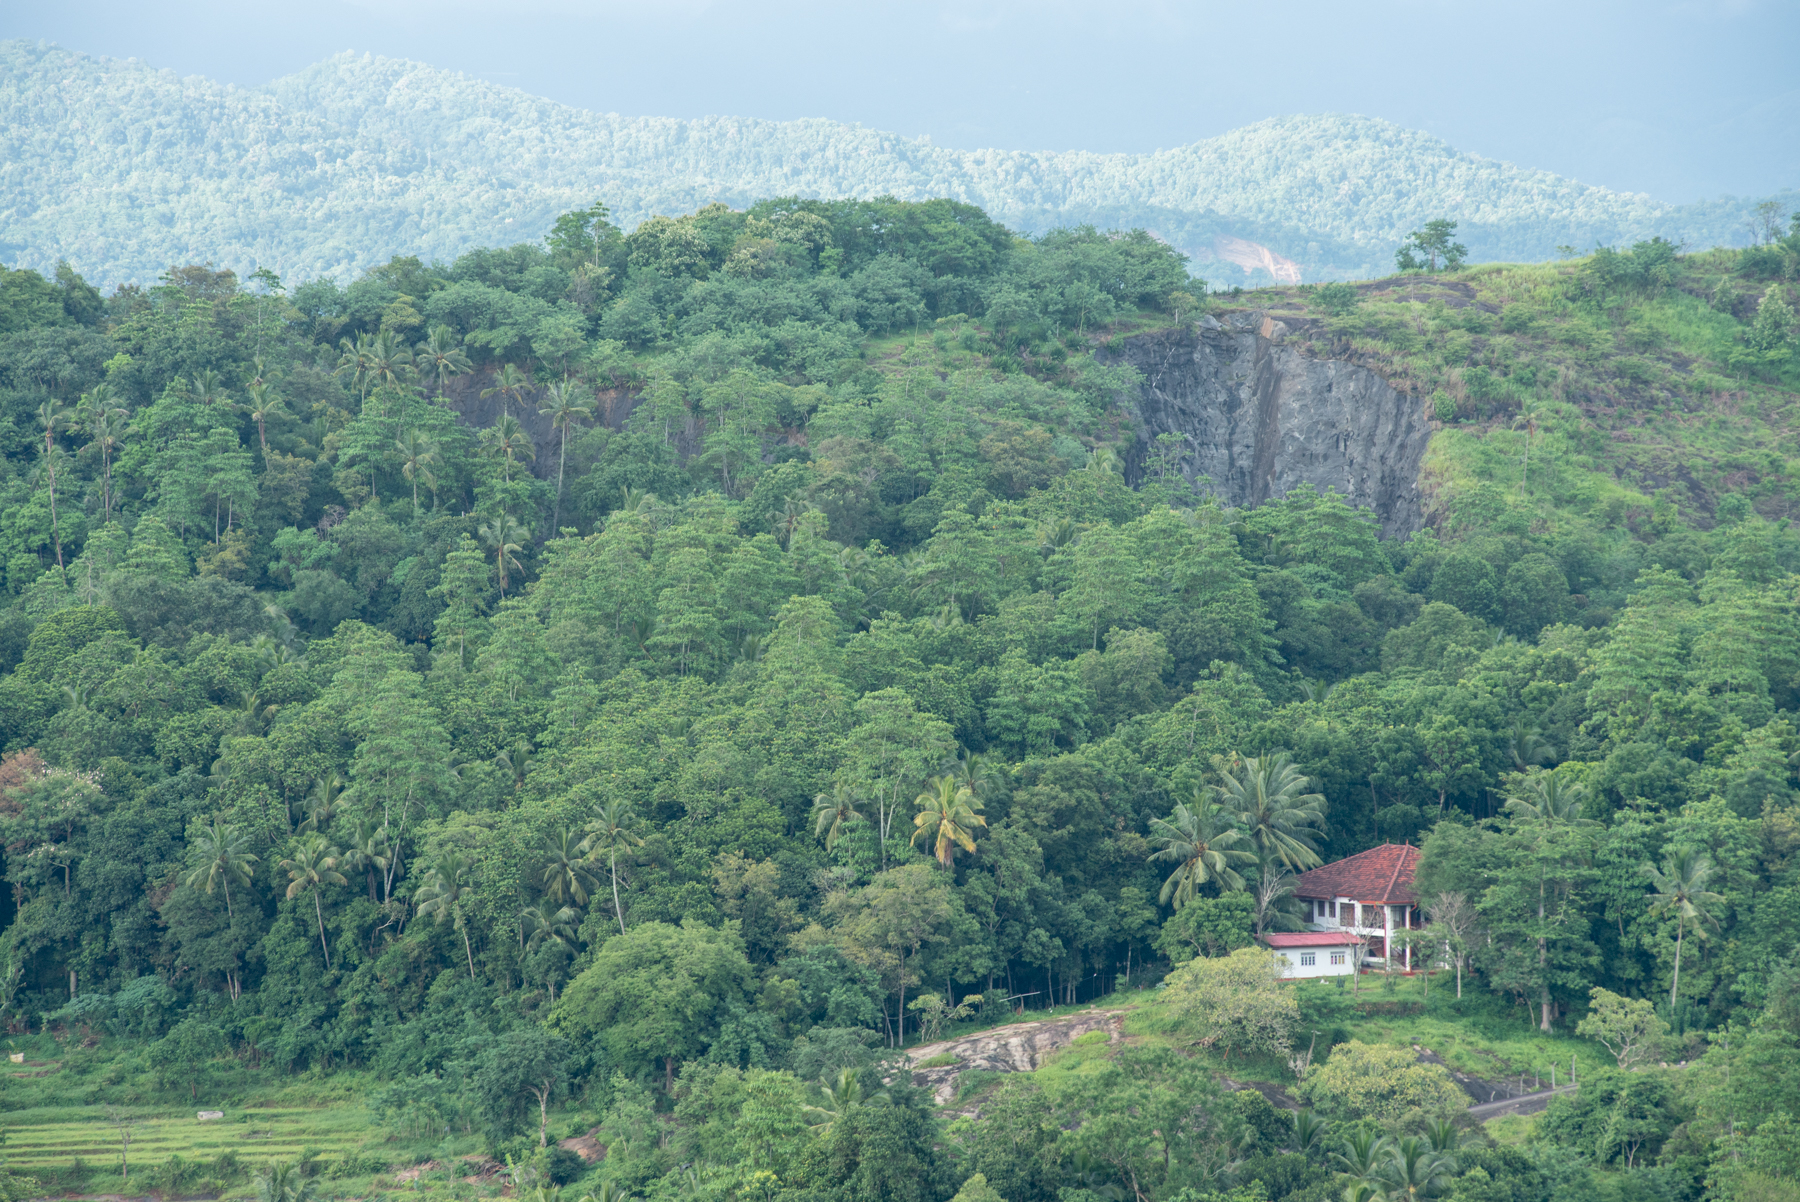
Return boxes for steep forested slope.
[0,39,1786,289]
[0,194,1795,1200]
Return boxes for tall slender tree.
[478,515,529,597]
[478,415,535,486]
[580,801,643,935]
[538,380,594,531]
[416,324,473,396]
[246,381,285,459]
[812,783,864,851]
[1644,847,1725,1008]
[911,775,987,868]
[364,329,416,392]
[482,363,530,419]
[1503,772,1601,1030]
[394,430,441,512]
[184,820,259,919]
[281,834,347,970]
[415,851,479,979]
[541,828,600,908]
[36,398,72,569]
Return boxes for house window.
[1330,951,1345,965]
[1299,952,1316,967]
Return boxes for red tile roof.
[1260,932,1365,947]
[1293,843,1419,905]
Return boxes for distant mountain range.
[0,39,1790,290]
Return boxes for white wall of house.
[1272,946,1357,979]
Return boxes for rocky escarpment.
[904,1009,1126,1105]
[1106,313,1433,538]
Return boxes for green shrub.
[538,1145,587,1185]
[1296,1040,1466,1124]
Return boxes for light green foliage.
[950,1173,1005,1202]
[551,921,756,1078]
[1575,987,1668,1069]
[1161,946,1298,1060]
[1297,1040,1467,1124]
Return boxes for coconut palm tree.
[184,819,259,919]
[414,850,479,979]
[192,368,232,410]
[255,1160,312,1202]
[298,772,345,834]
[280,834,347,970]
[336,334,375,401]
[1289,1109,1329,1156]
[580,800,644,935]
[477,515,529,597]
[911,775,987,868]
[803,1068,890,1131]
[478,413,535,485]
[1423,1119,1474,1155]
[1216,752,1328,871]
[416,324,473,396]
[1332,1131,1393,1185]
[1644,847,1725,1008]
[245,382,285,459]
[495,736,534,791]
[812,783,864,850]
[394,430,440,512]
[481,362,530,418]
[943,748,996,801]
[541,828,600,909]
[1503,771,1594,828]
[1514,395,1548,494]
[1147,791,1255,907]
[538,380,595,531]
[1505,717,1556,773]
[79,384,130,520]
[338,818,392,903]
[364,329,416,392]
[1379,1135,1458,1201]
[518,896,581,953]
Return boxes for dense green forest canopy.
[0,192,1799,1202]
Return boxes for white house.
[1292,842,1424,970]
[1261,931,1364,979]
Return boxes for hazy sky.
[9,0,1797,204]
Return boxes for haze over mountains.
[0,39,1788,290]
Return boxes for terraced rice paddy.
[2,1103,391,1173]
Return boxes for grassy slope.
[1215,254,1799,540]
[952,973,1612,1111]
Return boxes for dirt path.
[1468,1085,1575,1119]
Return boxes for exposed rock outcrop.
[904,1009,1126,1104]
[1106,313,1433,538]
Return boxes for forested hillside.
[1,38,1790,289]
[0,192,1798,1201]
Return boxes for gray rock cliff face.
[1106,313,1433,538]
